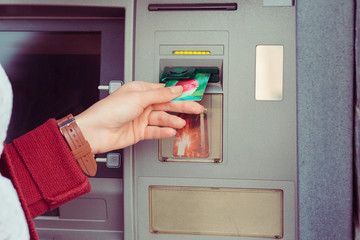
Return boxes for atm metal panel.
[134,0,296,240]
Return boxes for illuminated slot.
[149,186,284,238]
[173,50,210,55]
[159,94,223,163]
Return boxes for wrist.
[74,113,99,154]
[57,114,97,176]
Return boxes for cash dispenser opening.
[158,65,223,163]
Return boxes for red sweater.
[0,119,92,240]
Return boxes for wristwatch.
[57,114,97,176]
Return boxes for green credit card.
[165,73,210,101]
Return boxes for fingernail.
[168,128,177,136]
[170,85,183,94]
[180,119,186,127]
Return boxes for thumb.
[140,85,183,106]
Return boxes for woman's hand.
[75,81,204,154]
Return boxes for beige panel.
[149,186,283,238]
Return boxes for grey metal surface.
[297,1,354,239]
[263,0,293,7]
[35,178,124,238]
[356,0,360,239]
[37,230,123,240]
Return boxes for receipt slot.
[132,0,296,240]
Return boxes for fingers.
[113,82,204,114]
[153,101,204,114]
[115,81,165,93]
[144,126,177,140]
[148,111,186,129]
[136,85,184,107]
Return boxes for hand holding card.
[165,73,210,101]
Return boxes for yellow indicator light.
[173,51,210,55]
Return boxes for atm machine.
[133,1,296,240]
[0,1,299,239]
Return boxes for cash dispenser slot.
[158,66,223,163]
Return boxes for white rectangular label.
[256,45,284,101]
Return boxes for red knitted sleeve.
[0,119,92,218]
